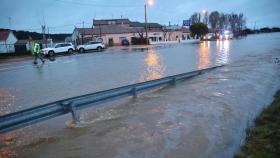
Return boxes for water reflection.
[35,64,44,79]
[216,40,231,65]
[198,40,231,69]
[197,41,211,69]
[140,49,166,81]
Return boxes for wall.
[0,33,17,53]
[71,29,187,46]
[165,31,183,41]
[101,33,136,46]
[71,30,80,46]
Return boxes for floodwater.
[0,33,280,158]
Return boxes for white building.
[72,19,164,46]
[0,31,17,53]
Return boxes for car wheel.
[97,46,102,52]
[79,48,85,53]
[68,48,74,54]
[48,51,55,57]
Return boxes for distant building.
[92,19,131,27]
[14,40,32,54]
[164,24,182,30]
[0,31,17,53]
[71,18,193,46]
[65,36,72,43]
[72,26,141,46]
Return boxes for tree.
[229,13,239,33]
[272,27,280,32]
[237,13,246,33]
[190,13,200,25]
[219,13,231,30]
[203,12,209,25]
[209,11,220,32]
[189,11,246,35]
[136,28,144,38]
[162,27,170,40]
[190,23,208,38]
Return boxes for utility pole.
[8,17,11,29]
[47,27,50,47]
[41,14,47,48]
[82,21,85,44]
[144,4,148,45]
[48,27,50,39]
[99,24,102,38]
[42,25,46,48]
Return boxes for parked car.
[77,41,105,53]
[219,30,234,40]
[203,33,216,41]
[41,43,75,56]
[121,39,130,46]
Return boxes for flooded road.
[0,33,280,158]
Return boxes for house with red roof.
[0,31,18,53]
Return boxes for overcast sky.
[0,0,279,33]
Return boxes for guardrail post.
[172,77,177,85]
[61,101,80,123]
[70,103,80,123]
[132,87,137,97]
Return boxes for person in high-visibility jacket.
[33,42,45,64]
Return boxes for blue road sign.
[183,20,191,26]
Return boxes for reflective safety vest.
[33,43,40,54]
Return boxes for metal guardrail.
[0,65,224,134]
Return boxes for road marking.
[0,65,26,72]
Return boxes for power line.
[16,28,42,31]
[8,17,11,29]
[48,23,82,28]
[56,0,142,8]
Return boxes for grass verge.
[234,90,280,158]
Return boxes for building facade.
[0,31,17,53]
[71,19,190,46]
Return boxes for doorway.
[108,38,114,46]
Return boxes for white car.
[219,30,234,40]
[77,41,105,53]
[41,43,75,56]
[203,33,216,40]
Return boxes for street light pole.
[82,21,85,45]
[202,9,207,24]
[144,4,148,45]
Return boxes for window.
[97,38,103,42]
[55,44,62,48]
[108,21,116,25]
[90,42,100,44]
